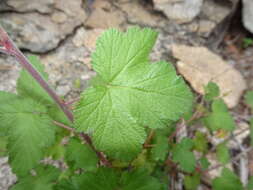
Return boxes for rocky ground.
[0,0,253,189]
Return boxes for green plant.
[0,27,251,189]
[242,37,253,49]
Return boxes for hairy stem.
[53,121,111,167]
[0,26,111,167]
[0,27,73,122]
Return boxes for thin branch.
[0,26,74,122]
[64,97,80,106]
[53,121,75,132]
[0,26,111,167]
[53,120,111,167]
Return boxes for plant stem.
[0,26,111,167]
[53,121,111,167]
[0,27,73,122]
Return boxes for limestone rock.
[242,0,253,33]
[72,28,104,51]
[0,0,86,53]
[115,0,162,27]
[153,0,203,23]
[40,27,96,96]
[6,0,54,13]
[172,45,247,108]
[85,0,125,29]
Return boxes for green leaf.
[172,138,196,172]
[120,169,162,190]
[151,128,172,161]
[193,132,208,153]
[73,168,118,190]
[204,82,220,101]
[250,118,253,146]
[17,55,54,105]
[199,157,210,170]
[245,91,253,110]
[184,173,200,190]
[0,92,56,176]
[74,27,193,160]
[212,168,244,190]
[216,143,230,165]
[247,176,253,190]
[65,138,98,171]
[204,99,235,132]
[11,166,60,190]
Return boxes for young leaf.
[199,157,210,170]
[151,128,172,161]
[193,132,208,153]
[17,55,54,105]
[212,168,244,190]
[120,169,162,190]
[250,118,253,146]
[74,27,193,160]
[11,166,60,190]
[0,92,56,176]
[245,91,253,110]
[172,138,196,172]
[73,168,118,190]
[204,99,235,132]
[184,173,200,190]
[204,82,220,101]
[247,176,253,190]
[65,138,98,171]
[216,143,230,165]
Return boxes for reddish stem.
[0,27,73,122]
[0,26,111,167]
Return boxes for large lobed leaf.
[74,27,193,160]
[0,92,56,176]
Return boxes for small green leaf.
[184,173,200,190]
[247,176,253,190]
[193,132,208,153]
[250,118,253,146]
[151,128,172,161]
[204,99,235,132]
[120,169,162,190]
[0,92,56,176]
[216,143,230,165]
[212,168,243,190]
[199,157,210,170]
[172,138,196,172]
[204,82,220,101]
[73,168,118,190]
[245,91,253,110]
[65,138,98,171]
[17,55,54,105]
[11,166,60,190]
[74,27,193,160]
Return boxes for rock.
[72,28,104,51]
[0,0,86,53]
[242,0,253,33]
[0,55,20,93]
[51,12,68,24]
[0,157,17,190]
[5,0,54,13]
[85,0,125,29]
[201,0,231,24]
[153,0,203,23]
[0,10,85,53]
[172,45,247,108]
[114,0,162,27]
[40,27,96,98]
